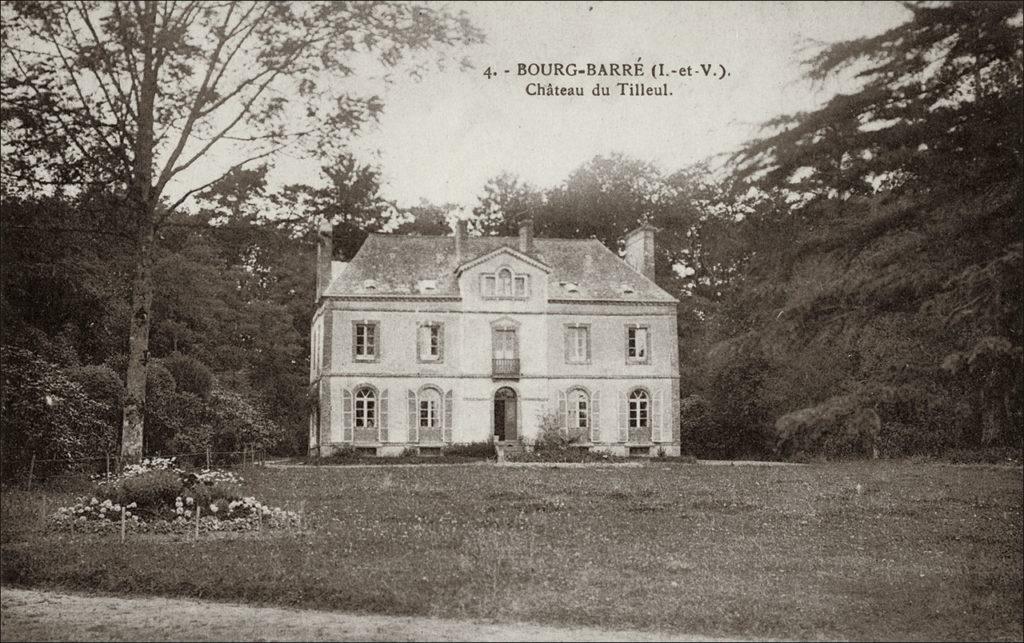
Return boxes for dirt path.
[1,587,729,642]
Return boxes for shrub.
[534,411,585,451]
[0,346,115,479]
[442,442,496,458]
[97,469,182,511]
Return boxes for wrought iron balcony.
[492,358,520,379]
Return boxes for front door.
[494,387,517,441]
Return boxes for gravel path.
[1,587,730,642]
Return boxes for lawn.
[2,461,1021,641]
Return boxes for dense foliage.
[1,2,1020,462]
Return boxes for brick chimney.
[454,220,467,263]
[623,224,657,282]
[518,219,534,254]
[315,220,333,300]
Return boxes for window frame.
[417,322,445,363]
[568,387,590,430]
[625,324,651,365]
[354,386,377,429]
[352,321,380,362]
[628,388,650,429]
[418,387,442,429]
[480,266,530,300]
[564,323,592,365]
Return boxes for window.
[481,268,528,299]
[628,389,649,429]
[514,276,527,297]
[569,389,589,430]
[565,325,590,363]
[482,275,496,296]
[419,388,441,428]
[498,269,513,296]
[626,325,649,362]
[418,323,443,362]
[354,322,378,360]
[354,387,376,428]
[493,328,517,359]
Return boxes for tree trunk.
[120,216,155,459]
[120,2,158,460]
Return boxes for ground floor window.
[569,388,589,430]
[355,387,376,428]
[419,387,441,428]
[629,389,649,429]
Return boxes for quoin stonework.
[309,220,681,457]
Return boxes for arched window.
[498,268,513,296]
[628,389,649,429]
[569,388,589,430]
[419,387,442,429]
[355,387,376,428]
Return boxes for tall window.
[565,325,590,363]
[419,388,441,428]
[498,269,513,296]
[355,387,376,428]
[482,275,496,296]
[628,389,649,429]
[418,324,442,361]
[569,389,589,430]
[626,326,649,362]
[493,328,517,360]
[354,322,377,360]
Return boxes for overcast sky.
[178,1,912,210]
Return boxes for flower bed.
[50,458,299,535]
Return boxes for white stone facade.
[309,223,681,457]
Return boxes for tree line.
[2,2,1021,465]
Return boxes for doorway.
[493,387,518,441]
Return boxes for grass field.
[2,461,1021,640]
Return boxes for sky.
[178,1,912,210]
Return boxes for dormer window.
[481,268,529,299]
[620,284,635,295]
[362,279,378,291]
[561,281,579,293]
[417,279,437,293]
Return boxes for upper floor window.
[354,321,379,361]
[481,267,529,299]
[418,323,443,362]
[565,325,590,363]
[626,325,649,363]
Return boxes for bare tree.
[1,0,482,458]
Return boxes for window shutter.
[557,390,567,429]
[652,389,663,442]
[379,389,389,443]
[618,393,628,442]
[407,389,418,443]
[564,328,572,363]
[443,389,453,443]
[341,388,353,443]
[591,391,601,443]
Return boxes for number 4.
[483,67,495,79]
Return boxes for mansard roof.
[323,234,677,303]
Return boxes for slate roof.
[324,234,677,303]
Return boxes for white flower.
[90,497,98,505]
[209,504,218,513]
[186,497,194,506]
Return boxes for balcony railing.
[492,358,520,379]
